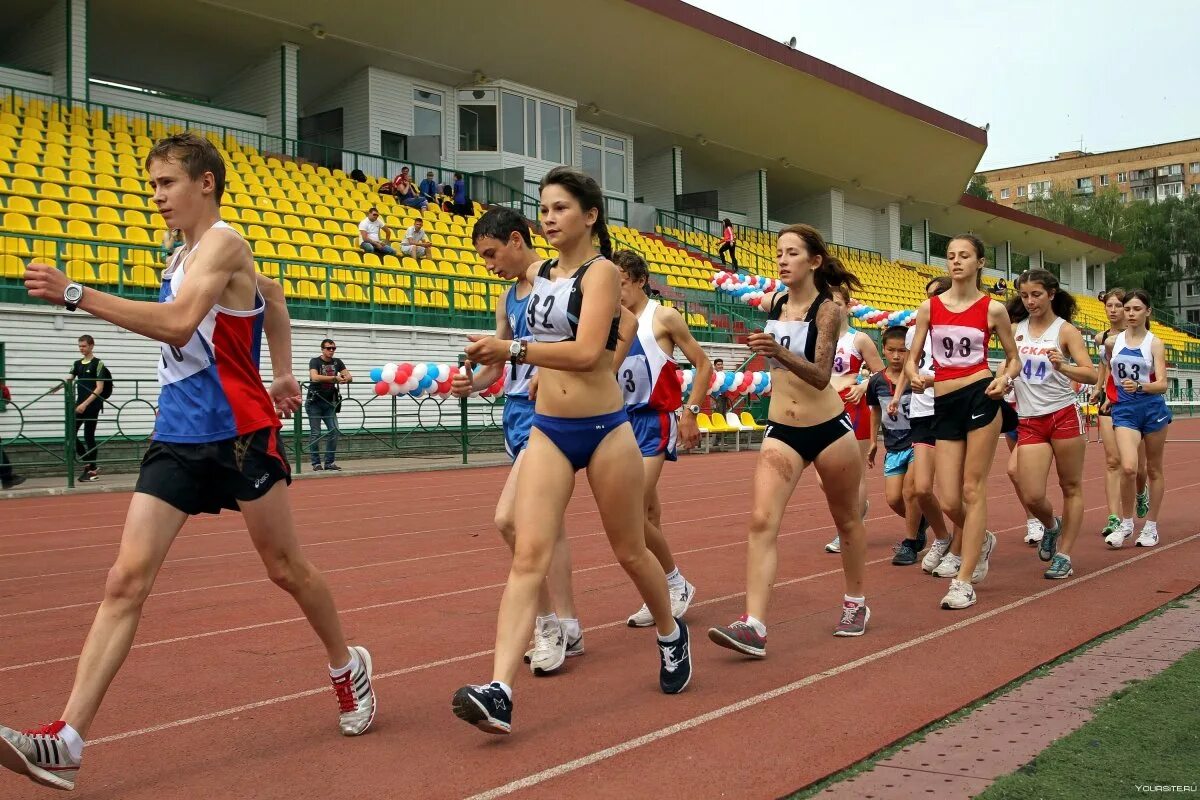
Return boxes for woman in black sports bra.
[454,168,690,736]
[708,224,872,658]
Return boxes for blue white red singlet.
[153,221,280,443]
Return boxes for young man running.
[613,250,712,626]
[453,207,582,675]
[4,133,376,793]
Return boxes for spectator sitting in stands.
[349,168,368,183]
[401,217,431,259]
[419,171,440,203]
[440,185,456,214]
[991,277,1008,296]
[358,208,396,256]
[389,167,429,211]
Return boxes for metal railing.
[0,376,507,487]
[0,84,538,222]
[0,233,737,341]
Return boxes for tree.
[1020,188,1200,308]
[966,173,991,200]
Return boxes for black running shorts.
[932,378,1018,442]
[135,427,292,515]
[763,412,855,463]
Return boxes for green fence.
[0,376,512,487]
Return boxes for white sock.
[58,723,84,761]
[1122,518,1134,530]
[744,614,767,636]
[1027,517,1038,526]
[665,568,685,589]
[658,623,681,643]
[535,613,559,631]
[561,618,582,640]
[1142,521,1157,532]
[844,595,865,607]
[490,680,512,700]
[329,647,358,676]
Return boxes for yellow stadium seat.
[124,227,152,245]
[66,260,96,283]
[1,254,24,278]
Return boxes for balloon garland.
[684,368,771,398]
[368,362,504,400]
[711,271,918,328]
[369,362,772,400]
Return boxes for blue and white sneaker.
[452,682,512,734]
[1038,517,1062,563]
[659,619,692,694]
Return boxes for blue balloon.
[723,373,736,391]
[418,376,434,389]
[370,367,383,383]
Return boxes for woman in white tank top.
[1006,270,1096,579]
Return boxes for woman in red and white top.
[1006,269,1096,580]
[1091,288,1150,539]
[907,234,1019,611]
[821,285,884,554]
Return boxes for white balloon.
[732,371,744,387]
[712,370,725,387]
[386,382,403,396]
[436,364,451,382]
[401,377,419,393]
[411,363,428,381]
[382,362,397,383]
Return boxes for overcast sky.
[683,0,1200,170]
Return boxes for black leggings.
[76,417,98,470]
[717,242,738,268]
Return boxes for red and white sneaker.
[0,720,81,791]
[331,645,376,736]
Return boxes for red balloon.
[396,363,413,381]
[374,380,390,396]
[748,296,761,307]
[436,379,451,395]
[739,374,755,393]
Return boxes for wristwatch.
[685,404,701,415]
[508,340,525,366]
[63,282,84,312]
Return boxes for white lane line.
[461,531,1200,800]
[85,555,876,747]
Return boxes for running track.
[2,423,1199,799]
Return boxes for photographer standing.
[307,339,351,471]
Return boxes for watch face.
[64,285,83,302]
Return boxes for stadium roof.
[24,0,990,206]
[902,194,1125,262]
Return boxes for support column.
[996,240,1013,279]
[922,219,931,265]
[874,201,900,261]
[281,42,299,140]
[829,188,846,244]
[1065,255,1087,292]
[1029,250,1045,269]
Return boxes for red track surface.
[2,422,1200,799]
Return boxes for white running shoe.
[932,552,962,578]
[331,645,376,736]
[626,602,654,628]
[1105,521,1135,549]
[940,578,977,610]
[1023,518,1045,545]
[671,579,696,619]
[0,721,81,791]
[1135,525,1159,548]
[528,617,567,675]
[922,539,953,574]
[972,531,998,584]
[825,535,842,553]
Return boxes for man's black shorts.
[134,427,292,515]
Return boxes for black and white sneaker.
[658,618,692,694]
[452,683,512,734]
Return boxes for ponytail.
[777,223,862,296]
[596,210,613,259]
